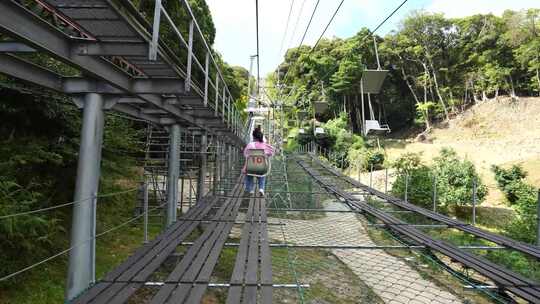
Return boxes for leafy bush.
[505,183,538,243]
[432,148,487,207]
[0,179,64,283]
[392,152,423,173]
[392,165,434,208]
[391,149,487,210]
[492,164,528,204]
[492,165,539,243]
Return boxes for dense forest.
[271,9,540,133]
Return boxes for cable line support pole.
[66,93,107,302]
[166,124,181,226]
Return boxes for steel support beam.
[166,124,181,226]
[0,53,62,91]
[63,78,186,94]
[0,41,36,52]
[66,93,105,301]
[74,41,148,56]
[197,132,208,200]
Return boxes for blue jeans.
[245,175,266,192]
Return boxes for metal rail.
[298,156,540,303]
[310,154,540,260]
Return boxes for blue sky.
[206,0,540,76]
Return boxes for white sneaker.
[249,190,255,195]
[259,189,265,196]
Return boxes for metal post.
[357,161,362,183]
[66,93,105,301]
[370,164,373,188]
[203,52,209,106]
[432,174,437,212]
[228,144,232,172]
[197,132,207,200]
[360,83,366,136]
[179,176,184,214]
[222,86,226,122]
[536,190,540,246]
[166,124,180,226]
[472,178,477,226]
[385,167,388,194]
[189,173,193,208]
[143,181,149,244]
[213,140,220,195]
[185,19,194,92]
[215,76,219,116]
[404,173,409,203]
[149,0,162,61]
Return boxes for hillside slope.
[384,97,540,207]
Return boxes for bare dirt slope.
[383,97,540,207]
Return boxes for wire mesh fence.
[260,155,518,304]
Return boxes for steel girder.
[0,0,243,145]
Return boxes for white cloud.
[428,0,540,18]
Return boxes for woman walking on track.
[243,128,274,195]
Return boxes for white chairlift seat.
[365,120,391,135]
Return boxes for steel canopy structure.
[0,0,246,300]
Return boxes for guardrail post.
[149,0,162,60]
[166,124,180,226]
[185,19,194,92]
[227,97,231,127]
[222,86,226,122]
[215,75,219,116]
[203,52,210,106]
[66,93,105,301]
